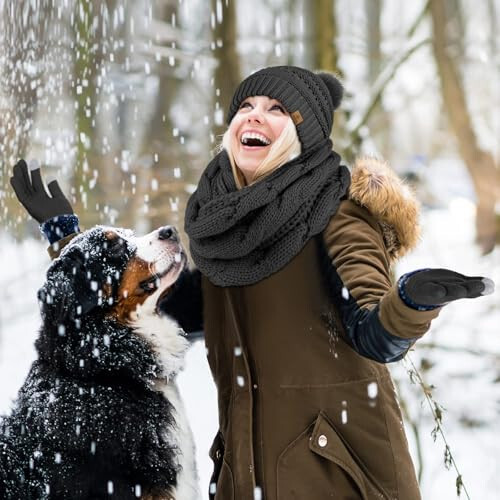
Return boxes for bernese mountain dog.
[0,224,200,499]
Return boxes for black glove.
[403,268,494,306]
[10,159,74,223]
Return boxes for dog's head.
[36,225,189,380]
[38,225,187,325]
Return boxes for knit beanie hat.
[226,65,343,150]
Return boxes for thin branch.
[347,38,430,146]
[408,0,431,38]
[344,0,431,157]
[417,342,500,360]
[404,355,471,499]
[394,378,425,482]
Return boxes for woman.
[11,65,494,500]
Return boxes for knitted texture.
[226,66,343,150]
[184,138,350,287]
[40,214,80,244]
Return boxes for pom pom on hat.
[316,72,343,110]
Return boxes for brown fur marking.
[110,256,155,324]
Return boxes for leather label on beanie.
[291,110,303,125]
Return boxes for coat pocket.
[208,430,234,500]
[277,411,373,500]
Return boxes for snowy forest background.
[0,0,499,498]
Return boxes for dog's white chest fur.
[131,296,200,500]
[154,381,200,500]
[130,292,190,378]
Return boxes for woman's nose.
[246,106,264,123]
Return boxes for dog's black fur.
[0,227,185,499]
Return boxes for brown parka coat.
[201,157,441,500]
[47,157,441,500]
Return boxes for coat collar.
[348,156,421,262]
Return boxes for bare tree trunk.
[312,0,340,75]
[445,0,465,56]
[134,0,183,233]
[0,0,56,239]
[211,0,241,140]
[366,0,382,82]
[487,0,498,56]
[71,0,111,228]
[430,0,500,254]
[0,1,55,161]
[309,0,348,152]
[365,0,391,159]
[142,77,184,232]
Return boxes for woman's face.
[229,95,290,183]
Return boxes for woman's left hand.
[10,159,74,223]
[403,268,495,306]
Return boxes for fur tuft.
[317,72,343,110]
[348,156,421,261]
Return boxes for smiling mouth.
[240,132,271,147]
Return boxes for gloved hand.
[10,159,74,223]
[403,268,495,306]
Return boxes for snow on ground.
[390,200,500,499]
[0,158,498,498]
[389,157,500,499]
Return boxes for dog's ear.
[37,246,102,323]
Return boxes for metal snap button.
[318,434,328,447]
[215,449,222,459]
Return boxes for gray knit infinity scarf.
[184,138,351,287]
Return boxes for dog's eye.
[139,278,159,293]
[106,238,127,257]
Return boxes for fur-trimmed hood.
[348,156,421,262]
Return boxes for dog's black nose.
[158,225,179,242]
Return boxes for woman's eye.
[239,102,252,110]
[271,104,285,113]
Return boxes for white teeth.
[241,131,271,145]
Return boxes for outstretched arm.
[321,200,494,363]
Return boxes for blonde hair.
[220,117,302,189]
